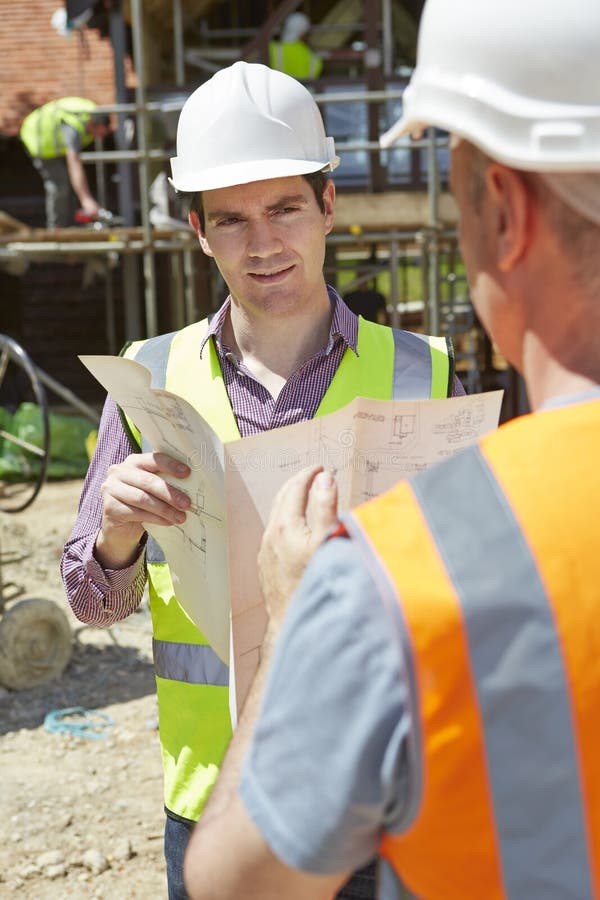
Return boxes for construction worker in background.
[19,97,111,229]
[269,11,323,80]
[61,61,462,900]
[182,1,600,898]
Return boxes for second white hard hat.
[380,0,600,172]
[170,61,339,192]
[281,12,311,43]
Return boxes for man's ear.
[323,178,335,236]
[189,210,213,257]
[485,164,530,273]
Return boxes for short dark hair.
[189,170,330,231]
[91,112,111,128]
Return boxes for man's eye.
[218,217,240,226]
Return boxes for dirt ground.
[0,479,169,898]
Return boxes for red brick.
[0,0,136,136]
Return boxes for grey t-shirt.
[240,535,412,875]
[60,122,82,153]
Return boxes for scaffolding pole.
[425,127,441,335]
[173,0,185,86]
[131,0,158,337]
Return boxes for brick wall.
[0,0,136,403]
[0,0,134,136]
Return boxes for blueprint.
[80,355,229,665]
[81,354,503,714]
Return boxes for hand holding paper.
[95,450,192,570]
[258,465,338,641]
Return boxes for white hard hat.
[281,12,311,43]
[380,0,600,172]
[170,61,339,192]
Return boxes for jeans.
[164,814,376,899]
[32,157,77,228]
[164,815,193,900]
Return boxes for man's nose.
[247,220,282,257]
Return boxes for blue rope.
[44,706,115,740]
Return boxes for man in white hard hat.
[61,60,460,900]
[182,3,600,898]
[269,11,323,80]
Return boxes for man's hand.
[258,465,338,630]
[95,451,191,569]
[80,196,101,219]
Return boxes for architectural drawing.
[80,353,504,713]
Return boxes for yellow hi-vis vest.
[20,97,96,159]
[344,396,600,898]
[268,40,323,79]
[121,315,454,822]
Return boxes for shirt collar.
[199,285,359,359]
[327,285,359,355]
[540,385,600,411]
[199,299,231,359]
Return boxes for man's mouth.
[248,264,294,283]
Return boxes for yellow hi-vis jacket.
[268,40,323,79]
[20,97,96,159]
[121,315,455,822]
[343,396,600,898]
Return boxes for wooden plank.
[0,226,197,246]
[331,191,458,231]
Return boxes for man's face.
[193,175,335,318]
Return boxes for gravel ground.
[0,479,169,898]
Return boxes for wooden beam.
[331,190,458,231]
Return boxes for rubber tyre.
[0,334,50,513]
[0,598,72,690]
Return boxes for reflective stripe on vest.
[153,638,228,686]
[317,318,452,416]
[344,399,600,899]
[20,97,95,159]
[124,313,453,821]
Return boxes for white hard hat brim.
[170,155,339,193]
[380,115,414,149]
[381,74,600,171]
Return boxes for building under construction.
[0,0,516,414]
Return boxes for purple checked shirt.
[60,287,464,625]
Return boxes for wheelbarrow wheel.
[0,598,72,690]
[0,334,50,513]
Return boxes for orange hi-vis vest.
[344,396,600,899]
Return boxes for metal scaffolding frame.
[0,0,475,374]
